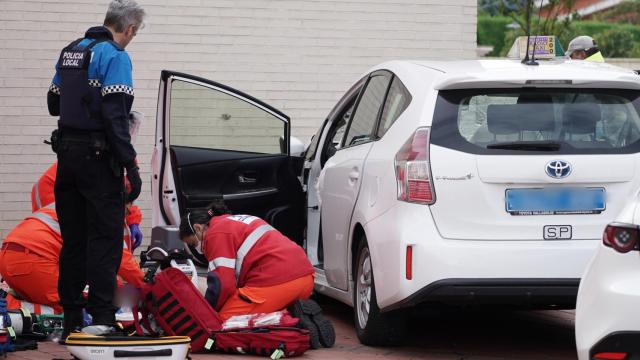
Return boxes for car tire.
[353,236,407,346]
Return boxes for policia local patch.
[60,50,89,69]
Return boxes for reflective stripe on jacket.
[6,294,61,315]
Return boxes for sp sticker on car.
[543,225,572,240]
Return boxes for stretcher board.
[65,333,191,360]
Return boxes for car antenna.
[524,0,545,66]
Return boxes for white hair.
[104,0,146,33]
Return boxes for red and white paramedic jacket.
[203,214,314,310]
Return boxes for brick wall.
[0,0,477,241]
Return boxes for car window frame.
[340,70,393,150]
[373,75,412,139]
[305,117,329,162]
[319,78,367,166]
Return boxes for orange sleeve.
[31,162,58,212]
[32,163,57,211]
[118,245,145,289]
[125,205,142,226]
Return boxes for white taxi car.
[150,59,640,345]
[575,197,640,360]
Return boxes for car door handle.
[238,175,257,184]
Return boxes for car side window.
[305,118,328,162]
[377,77,412,137]
[321,99,355,167]
[169,79,285,154]
[343,73,392,147]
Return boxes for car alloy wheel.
[356,245,372,329]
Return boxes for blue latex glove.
[129,224,143,250]
[82,309,92,327]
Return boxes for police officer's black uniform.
[47,26,142,334]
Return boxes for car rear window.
[431,88,640,154]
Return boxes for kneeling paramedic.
[178,202,315,321]
[0,204,145,314]
[46,0,145,337]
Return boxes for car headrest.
[487,105,520,135]
[487,103,555,135]
[562,103,600,135]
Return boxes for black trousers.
[54,140,124,326]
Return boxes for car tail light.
[603,223,640,253]
[593,352,628,360]
[395,127,435,204]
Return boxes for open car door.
[151,71,305,265]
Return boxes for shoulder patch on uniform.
[227,215,259,224]
[59,48,88,69]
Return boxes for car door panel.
[319,71,393,290]
[320,143,374,289]
[153,71,304,255]
[171,146,295,215]
[303,78,367,269]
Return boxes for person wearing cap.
[566,35,605,62]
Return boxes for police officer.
[46,0,145,337]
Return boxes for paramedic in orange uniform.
[31,162,144,249]
[178,200,315,320]
[0,204,144,314]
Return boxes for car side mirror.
[290,136,306,157]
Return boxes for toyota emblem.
[545,160,572,179]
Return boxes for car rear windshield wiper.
[486,141,561,151]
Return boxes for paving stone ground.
[6,296,577,360]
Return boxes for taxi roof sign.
[507,36,565,60]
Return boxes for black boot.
[288,299,336,349]
[60,309,83,344]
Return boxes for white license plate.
[543,225,572,240]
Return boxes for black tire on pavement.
[353,236,407,346]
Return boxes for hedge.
[477,15,513,56]
[478,16,640,58]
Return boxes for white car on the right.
[576,196,640,360]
